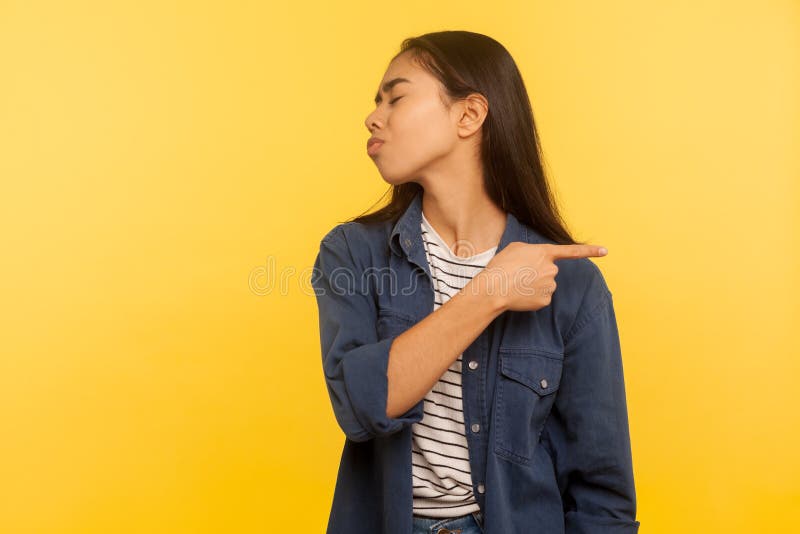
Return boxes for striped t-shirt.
[411,211,498,518]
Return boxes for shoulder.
[524,227,613,339]
[321,220,391,248]
[318,220,394,268]
[554,254,611,298]
[524,227,609,294]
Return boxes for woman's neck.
[420,186,506,258]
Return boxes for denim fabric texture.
[312,190,640,533]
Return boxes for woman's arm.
[386,269,504,418]
[540,269,640,533]
[312,226,504,441]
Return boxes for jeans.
[411,511,484,533]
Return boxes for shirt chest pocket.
[494,347,563,465]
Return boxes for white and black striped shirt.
[411,211,498,518]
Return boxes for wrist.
[470,270,508,316]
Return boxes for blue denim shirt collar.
[390,188,541,260]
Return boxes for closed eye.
[389,96,403,105]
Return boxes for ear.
[455,93,489,138]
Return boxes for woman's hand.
[477,242,608,313]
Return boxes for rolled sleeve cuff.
[340,335,424,440]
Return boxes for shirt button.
[468,360,478,370]
[404,238,412,246]
[471,423,480,433]
[477,483,485,494]
[540,378,548,389]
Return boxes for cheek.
[394,108,453,155]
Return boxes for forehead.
[383,52,416,77]
[377,53,430,89]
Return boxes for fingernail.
[599,247,608,255]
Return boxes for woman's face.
[364,52,459,185]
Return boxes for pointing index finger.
[548,244,608,260]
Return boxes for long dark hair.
[347,30,585,246]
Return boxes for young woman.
[312,31,640,534]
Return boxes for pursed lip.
[367,137,384,149]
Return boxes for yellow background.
[1,1,797,532]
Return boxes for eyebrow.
[374,77,411,104]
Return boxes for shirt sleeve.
[311,225,424,442]
[541,267,641,533]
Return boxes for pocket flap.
[499,350,563,395]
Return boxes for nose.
[364,110,381,133]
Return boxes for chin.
[377,164,421,187]
[379,171,415,187]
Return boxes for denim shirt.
[311,190,640,533]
